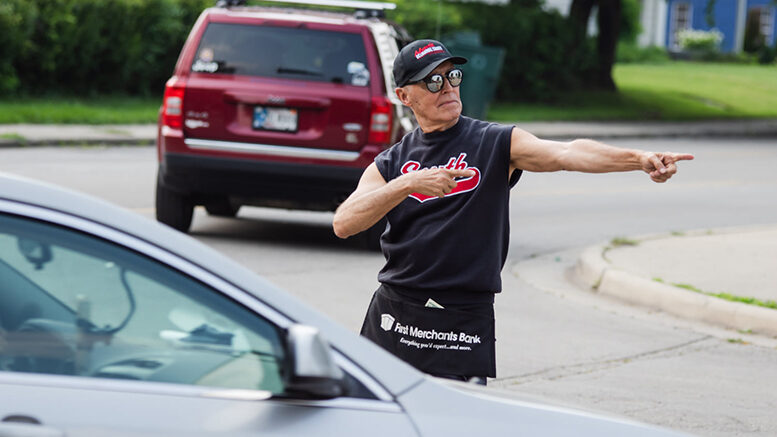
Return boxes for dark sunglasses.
[414,68,463,93]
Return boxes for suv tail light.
[162,77,186,129]
[368,96,392,146]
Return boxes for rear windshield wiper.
[276,67,323,76]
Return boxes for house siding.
[665,0,776,52]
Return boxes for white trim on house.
[735,0,748,52]
[638,0,668,47]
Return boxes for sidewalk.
[1,119,777,147]
[575,225,777,337]
[0,124,156,147]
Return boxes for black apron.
[360,284,496,377]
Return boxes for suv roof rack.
[215,0,246,7]
[249,0,395,17]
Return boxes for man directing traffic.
[332,39,693,385]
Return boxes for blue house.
[546,0,777,53]
[664,0,777,52]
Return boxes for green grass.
[489,61,777,121]
[0,96,160,124]
[2,61,776,124]
[652,278,777,310]
[610,237,640,247]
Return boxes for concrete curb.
[1,119,776,148]
[575,239,777,337]
[0,124,156,148]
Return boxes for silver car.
[0,172,688,436]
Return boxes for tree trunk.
[569,0,596,43]
[595,0,621,90]
[568,0,621,91]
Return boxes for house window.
[759,6,774,44]
[670,2,693,51]
[745,6,775,52]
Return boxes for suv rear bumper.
[159,152,366,211]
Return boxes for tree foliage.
[0,0,210,96]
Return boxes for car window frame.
[0,199,395,406]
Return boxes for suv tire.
[205,198,240,217]
[156,176,194,233]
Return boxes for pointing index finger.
[446,169,476,178]
[669,153,695,163]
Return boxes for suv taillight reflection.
[368,97,392,146]
[162,78,186,129]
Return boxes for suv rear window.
[192,22,370,86]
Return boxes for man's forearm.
[333,177,412,239]
[560,139,645,173]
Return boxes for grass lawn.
[0,96,160,124]
[488,61,777,122]
[0,62,775,123]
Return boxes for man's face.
[396,61,462,128]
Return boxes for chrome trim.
[0,200,393,403]
[278,397,402,413]
[185,138,360,162]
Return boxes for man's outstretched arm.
[509,127,694,183]
[333,163,474,238]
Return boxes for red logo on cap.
[414,43,444,60]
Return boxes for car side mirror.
[284,324,345,399]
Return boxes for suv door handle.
[0,423,65,437]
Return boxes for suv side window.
[192,23,370,86]
[0,213,286,394]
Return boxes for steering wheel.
[8,318,77,375]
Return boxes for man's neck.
[418,116,459,133]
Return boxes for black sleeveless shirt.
[374,116,521,293]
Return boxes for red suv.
[156,0,413,246]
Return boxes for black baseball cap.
[393,39,467,88]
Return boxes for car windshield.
[192,22,370,86]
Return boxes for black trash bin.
[443,33,505,120]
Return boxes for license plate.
[253,106,298,132]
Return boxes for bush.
[451,0,597,102]
[757,45,776,65]
[388,0,463,40]
[0,0,38,94]
[677,28,723,53]
[616,42,670,64]
[3,0,210,97]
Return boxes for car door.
[0,204,418,437]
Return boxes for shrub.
[757,45,776,65]
[677,28,723,53]
[0,0,38,94]
[451,0,597,102]
[4,0,210,97]
[616,42,670,64]
[388,0,463,40]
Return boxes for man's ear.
[395,87,411,107]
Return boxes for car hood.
[398,377,692,437]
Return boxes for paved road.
[1,137,776,436]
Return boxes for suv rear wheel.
[156,175,194,232]
[205,198,240,217]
